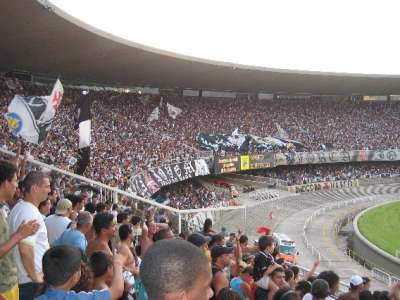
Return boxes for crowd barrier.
[0,148,246,234]
[303,196,400,289]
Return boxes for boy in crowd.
[35,245,125,300]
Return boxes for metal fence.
[302,195,400,289]
[0,148,246,234]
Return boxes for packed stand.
[250,162,400,186]
[152,179,236,209]
[2,77,400,193]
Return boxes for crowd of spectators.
[152,179,229,209]
[2,157,400,300]
[251,162,400,186]
[2,77,400,194]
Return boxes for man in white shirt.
[8,171,51,300]
[45,198,72,245]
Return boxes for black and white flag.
[74,93,91,175]
[147,107,159,123]
[5,79,63,144]
[167,103,182,119]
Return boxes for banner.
[240,155,250,171]
[275,149,400,167]
[214,156,240,174]
[131,159,210,197]
[5,79,63,144]
[197,133,304,153]
[287,179,359,193]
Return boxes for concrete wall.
[352,201,400,277]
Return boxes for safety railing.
[0,148,246,234]
[302,195,400,288]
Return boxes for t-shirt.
[35,288,111,300]
[0,204,17,293]
[230,277,247,300]
[45,214,71,245]
[52,228,87,251]
[253,251,274,282]
[8,201,50,284]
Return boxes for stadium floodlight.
[50,0,400,76]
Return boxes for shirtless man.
[116,224,138,276]
[86,212,116,257]
[117,224,139,296]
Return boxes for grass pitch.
[357,201,400,257]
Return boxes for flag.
[275,123,289,139]
[74,93,91,175]
[147,107,159,123]
[4,79,63,144]
[167,103,182,119]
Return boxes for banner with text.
[131,159,210,197]
[275,149,400,166]
[287,179,359,193]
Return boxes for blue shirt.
[230,277,247,300]
[35,288,110,300]
[52,228,87,252]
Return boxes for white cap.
[350,275,363,287]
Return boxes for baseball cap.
[211,245,233,260]
[187,233,210,247]
[55,198,72,215]
[350,275,363,287]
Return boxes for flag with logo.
[167,103,182,119]
[147,107,159,123]
[4,79,63,144]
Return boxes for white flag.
[4,80,63,144]
[275,123,289,139]
[167,103,182,119]
[147,107,159,123]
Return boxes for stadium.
[1,1,400,299]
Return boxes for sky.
[49,0,400,75]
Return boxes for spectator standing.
[253,235,280,300]
[338,276,364,300]
[211,245,233,299]
[53,211,93,252]
[86,212,116,257]
[0,161,39,300]
[45,198,72,245]
[311,279,330,300]
[8,171,51,300]
[140,239,213,300]
[38,199,51,220]
[230,266,254,300]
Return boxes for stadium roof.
[2,0,400,95]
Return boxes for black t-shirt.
[253,251,274,282]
